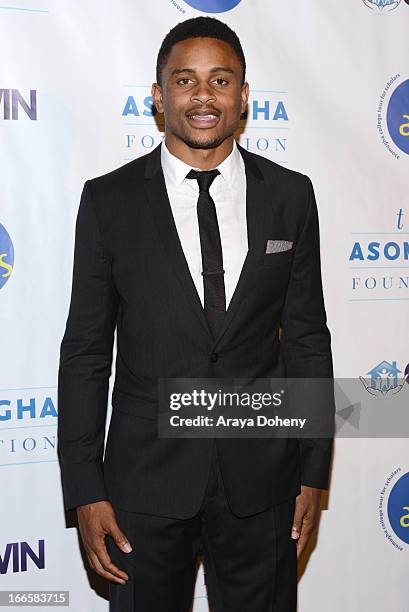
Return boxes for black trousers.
[108,441,297,611]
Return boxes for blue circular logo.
[183,0,242,13]
[387,471,409,545]
[0,223,14,290]
[386,78,409,155]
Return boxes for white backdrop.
[1,1,408,610]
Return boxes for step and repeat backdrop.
[1,1,408,610]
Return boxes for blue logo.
[121,84,290,164]
[360,360,409,397]
[0,388,58,468]
[386,79,409,155]
[348,208,409,301]
[183,0,242,13]
[387,471,409,545]
[363,0,401,11]
[0,223,14,289]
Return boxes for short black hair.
[156,17,246,86]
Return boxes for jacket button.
[211,352,219,363]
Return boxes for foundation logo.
[121,86,289,165]
[0,388,57,467]
[349,208,409,302]
[359,360,409,397]
[377,75,409,158]
[0,223,14,289]
[379,468,409,551]
[183,0,242,12]
[363,0,401,11]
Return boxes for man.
[58,16,334,612]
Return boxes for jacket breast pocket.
[261,249,294,269]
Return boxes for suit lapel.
[144,145,213,342]
[143,143,268,349]
[212,143,267,347]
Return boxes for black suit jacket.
[57,142,334,519]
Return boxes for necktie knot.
[186,168,220,193]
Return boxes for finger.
[296,525,314,560]
[109,524,133,554]
[93,540,129,581]
[86,553,96,572]
[88,551,127,584]
[291,504,304,540]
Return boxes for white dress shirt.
[161,140,247,309]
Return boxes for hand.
[359,376,384,397]
[76,500,132,584]
[291,485,322,559]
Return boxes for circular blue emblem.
[183,0,242,13]
[0,223,14,290]
[386,78,409,155]
[387,471,409,545]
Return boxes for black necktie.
[186,168,226,339]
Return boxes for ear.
[151,83,164,113]
[240,82,249,115]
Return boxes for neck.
[164,133,234,170]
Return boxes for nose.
[190,81,216,105]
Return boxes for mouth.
[186,110,220,129]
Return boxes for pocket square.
[265,239,293,254]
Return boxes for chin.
[183,133,226,150]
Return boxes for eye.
[177,78,193,86]
[213,77,229,86]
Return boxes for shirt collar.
[161,139,241,188]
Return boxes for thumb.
[291,505,303,540]
[109,523,133,553]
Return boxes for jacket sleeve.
[279,175,335,490]
[57,180,119,511]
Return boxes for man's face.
[152,37,249,150]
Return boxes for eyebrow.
[170,67,236,76]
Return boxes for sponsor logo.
[388,471,409,545]
[0,223,14,289]
[121,86,289,164]
[379,468,409,550]
[182,0,242,12]
[349,209,409,301]
[0,89,37,120]
[359,360,409,397]
[0,388,57,467]
[363,0,401,11]
[0,540,45,574]
[387,79,409,155]
[377,75,409,158]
